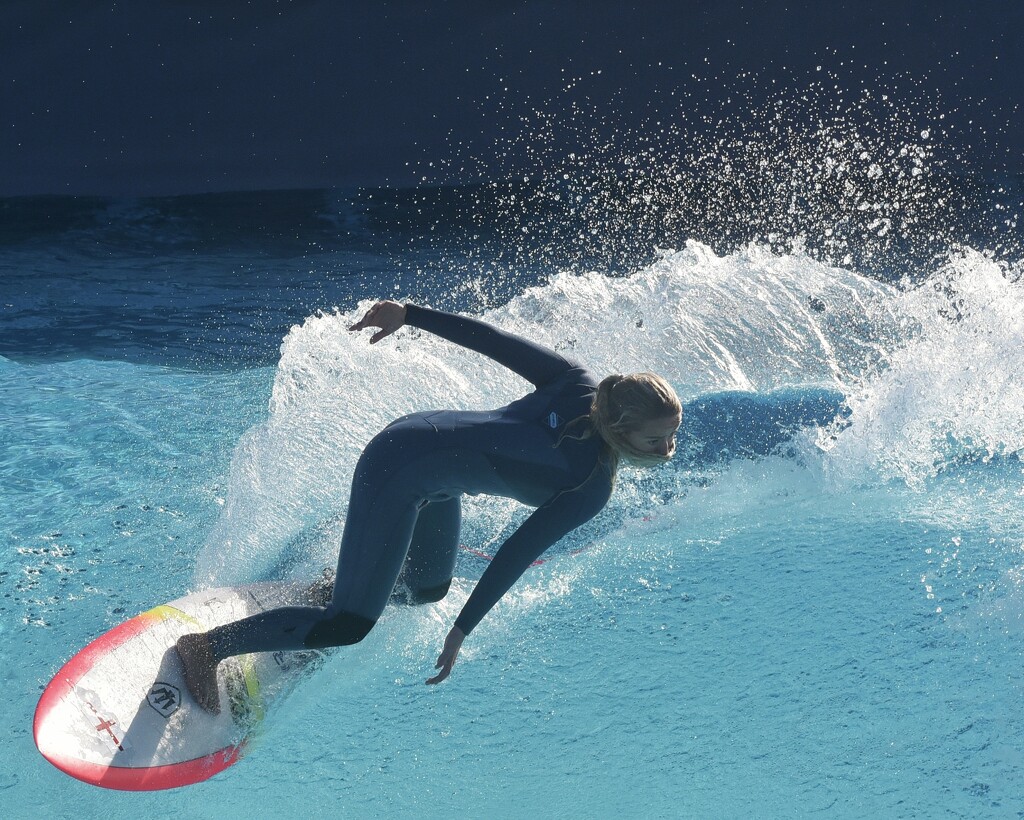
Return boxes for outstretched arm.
[453,487,606,636]
[424,471,612,683]
[349,300,579,388]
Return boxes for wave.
[194,240,1023,585]
[821,247,1024,486]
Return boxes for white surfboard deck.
[34,580,329,790]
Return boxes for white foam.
[822,249,1024,486]
[195,242,1022,584]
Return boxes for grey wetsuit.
[206,304,613,659]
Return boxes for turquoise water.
[3,184,1024,816]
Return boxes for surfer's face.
[623,413,681,458]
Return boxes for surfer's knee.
[410,578,453,604]
[303,610,376,649]
[391,578,452,606]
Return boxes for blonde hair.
[589,373,682,468]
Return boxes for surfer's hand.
[426,625,465,685]
[348,300,407,344]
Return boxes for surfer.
[177,301,681,712]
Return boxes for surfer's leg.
[177,415,487,712]
[176,496,419,712]
[392,496,461,605]
[198,488,420,658]
[186,417,441,653]
[175,595,379,714]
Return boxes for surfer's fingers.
[426,653,455,684]
[349,302,384,332]
[348,316,379,332]
[426,665,451,685]
[351,301,406,341]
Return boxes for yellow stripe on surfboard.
[238,654,265,722]
[144,604,204,628]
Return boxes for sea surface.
[3,115,1024,818]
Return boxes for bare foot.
[175,633,221,715]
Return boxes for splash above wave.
[196,240,1022,585]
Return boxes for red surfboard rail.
[38,741,244,791]
[33,604,245,790]
[35,597,254,790]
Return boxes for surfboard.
[33,579,331,791]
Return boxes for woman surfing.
[177,300,681,712]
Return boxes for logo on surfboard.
[147,682,182,718]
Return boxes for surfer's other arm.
[349,300,579,387]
